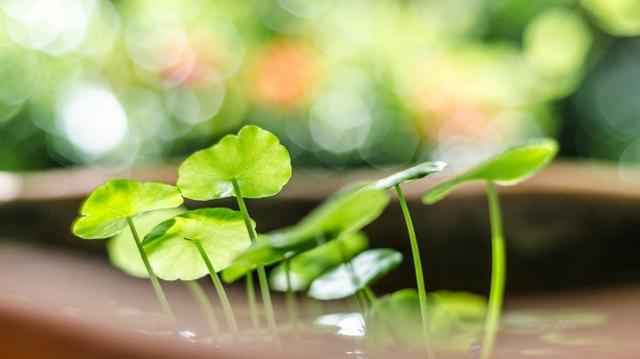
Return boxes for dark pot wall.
[1,161,640,294]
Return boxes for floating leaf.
[143,208,252,281]
[308,249,402,300]
[370,161,447,190]
[367,289,486,352]
[178,125,292,200]
[72,179,184,239]
[423,139,558,204]
[107,208,186,278]
[269,232,369,292]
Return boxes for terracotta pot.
[1,161,639,358]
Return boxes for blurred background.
[0,0,639,173]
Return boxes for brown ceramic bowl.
[1,161,639,358]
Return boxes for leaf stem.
[126,217,175,324]
[231,178,281,348]
[283,257,300,332]
[394,184,434,358]
[193,239,240,342]
[245,272,263,340]
[481,182,506,359]
[185,281,220,343]
[362,286,377,304]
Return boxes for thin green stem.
[185,281,220,343]
[395,185,434,358]
[126,217,175,324]
[193,239,240,342]
[231,178,281,348]
[283,257,299,332]
[363,286,377,304]
[245,272,263,340]
[480,182,506,359]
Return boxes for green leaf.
[370,161,447,190]
[178,125,292,200]
[308,248,402,300]
[106,208,186,278]
[72,179,184,239]
[271,186,390,250]
[269,232,369,292]
[423,138,558,204]
[221,235,286,283]
[222,186,388,282]
[142,208,252,281]
[367,289,486,352]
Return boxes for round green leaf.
[370,161,447,190]
[423,138,558,204]
[367,289,486,352]
[143,208,252,281]
[72,179,184,239]
[107,208,186,278]
[177,125,292,200]
[308,248,402,300]
[269,232,369,292]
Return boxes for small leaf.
[222,186,388,282]
[370,161,447,190]
[308,248,402,300]
[271,186,390,250]
[143,208,252,281]
[72,179,184,239]
[367,289,486,352]
[107,208,186,278]
[269,232,369,292]
[178,125,292,200]
[423,139,558,204]
[221,235,286,283]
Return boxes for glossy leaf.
[308,248,402,300]
[269,232,369,292]
[423,139,558,204]
[107,208,186,278]
[370,161,447,190]
[72,179,184,239]
[178,125,292,200]
[367,289,486,352]
[143,208,252,281]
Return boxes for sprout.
[72,179,183,322]
[143,208,252,341]
[177,125,292,344]
[422,138,558,359]
[369,161,446,357]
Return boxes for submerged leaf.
[178,125,292,200]
[143,208,252,281]
[308,248,402,300]
[423,139,558,204]
[370,161,447,190]
[367,289,486,352]
[107,208,186,278]
[269,232,369,292]
[72,179,184,239]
